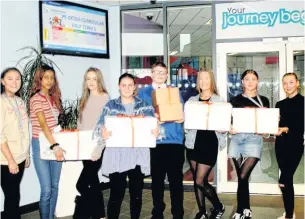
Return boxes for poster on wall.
[40,0,109,58]
[216,1,304,39]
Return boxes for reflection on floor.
[21,189,304,219]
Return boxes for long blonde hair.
[79,67,108,120]
[196,70,218,95]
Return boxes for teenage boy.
[138,62,185,219]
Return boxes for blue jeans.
[32,138,62,219]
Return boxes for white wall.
[0,0,121,210]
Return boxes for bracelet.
[50,143,59,150]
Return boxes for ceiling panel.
[122,4,213,56]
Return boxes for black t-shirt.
[275,93,304,143]
[230,94,270,108]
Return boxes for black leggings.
[76,158,105,219]
[232,157,259,213]
[107,165,144,219]
[276,145,303,218]
[1,160,25,219]
[188,159,222,214]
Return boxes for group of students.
[0,61,304,219]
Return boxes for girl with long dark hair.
[1,67,31,219]
[29,64,64,219]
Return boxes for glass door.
[286,38,304,195]
[216,41,286,194]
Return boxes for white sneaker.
[232,213,242,219]
[277,212,296,219]
[241,209,252,219]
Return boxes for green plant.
[16,45,80,131]
[59,98,80,130]
[16,46,61,113]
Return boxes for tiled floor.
[21,189,304,219]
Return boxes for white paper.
[39,130,96,160]
[233,108,279,134]
[207,103,232,131]
[184,102,208,130]
[105,116,157,148]
[105,117,132,147]
[133,117,158,148]
[256,108,279,134]
[55,161,82,217]
[232,108,256,133]
[184,101,232,131]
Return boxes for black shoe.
[194,211,208,219]
[209,204,225,219]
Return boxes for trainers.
[232,213,242,219]
[194,211,208,219]
[277,212,296,219]
[209,204,225,219]
[241,209,252,219]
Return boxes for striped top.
[30,92,59,138]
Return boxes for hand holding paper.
[151,127,159,137]
[102,126,112,140]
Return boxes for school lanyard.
[243,93,264,108]
[3,94,23,133]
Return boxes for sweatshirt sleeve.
[1,99,7,144]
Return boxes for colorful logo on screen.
[49,16,64,27]
[222,8,305,29]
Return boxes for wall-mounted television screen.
[39,0,109,58]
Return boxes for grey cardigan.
[184,94,227,151]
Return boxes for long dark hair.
[119,73,136,85]
[241,69,259,80]
[30,64,62,112]
[1,67,23,97]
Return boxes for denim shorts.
[228,133,263,159]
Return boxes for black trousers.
[107,165,144,219]
[275,141,304,218]
[1,160,25,219]
[151,144,185,219]
[75,158,105,219]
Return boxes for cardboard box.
[105,116,157,148]
[155,103,184,122]
[232,108,279,134]
[184,101,232,131]
[152,87,181,107]
[152,87,183,122]
[39,130,97,160]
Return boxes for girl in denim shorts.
[228,69,270,219]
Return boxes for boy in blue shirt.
[138,62,185,219]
